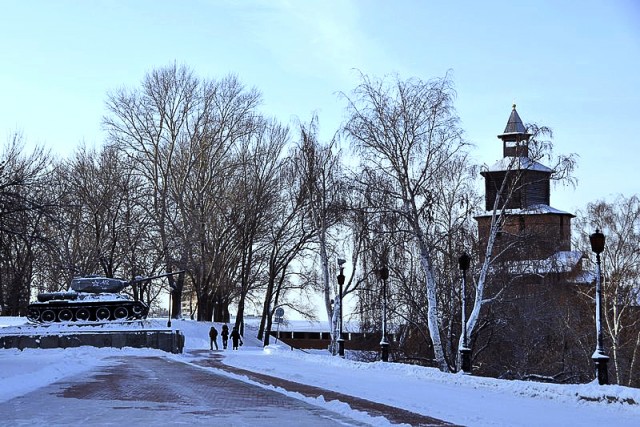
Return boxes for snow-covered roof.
[573,270,597,284]
[505,251,583,275]
[485,156,552,173]
[475,204,574,218]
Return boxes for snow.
[475,203,574,218]
[485,157,553,173]
[1,317,639,426]
[504,250,584,275]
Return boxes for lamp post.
[590,229,608,385]
[379,265,389,362]
[458,253,472,373]
[337,259,346,357]
[167,289,172,328]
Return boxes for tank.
[26,271,183,323]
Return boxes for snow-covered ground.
[1,316,639,426]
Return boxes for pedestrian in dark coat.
[221,324,229,349]
[209,326,219,350]
[230,327,243,350]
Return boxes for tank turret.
[70,277,131,293]
[26,271,184,323]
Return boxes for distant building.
[269,320,393,352]
[181,283,197,320]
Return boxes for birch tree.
[294,116,345,354]
[343,73,468,371]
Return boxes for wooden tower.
[476,105,574,261]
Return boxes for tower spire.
[498,104,531,157]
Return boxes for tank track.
[26,300,149,323]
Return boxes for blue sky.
[1,0,638,213]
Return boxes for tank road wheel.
[41,310,56,323]
[96,307,111,321]
[58,309,73,322]
[132,304,144,318]
[114,306,128,320]
[27,308,41,322]
[75,308,90,321]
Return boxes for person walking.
[230,327,243,350]
[221,324,229,349]
[209,325,219,350]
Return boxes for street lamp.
[590,229,608,385]
[458,253,472,374]
[337,258,346,357]
[379,265,390,362]
[167,289,172,328]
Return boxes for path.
[0,351,455,426]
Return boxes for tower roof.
[498,104,531,156]
[502,104,527,134]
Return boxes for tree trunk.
[319,231,335,354]
[235,292,246,336]
[258,277,275,341]
[417,234,449,372]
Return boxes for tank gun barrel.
[130,270,186,285]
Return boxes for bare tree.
[258,146,318,345]
[104,64,196,316]
[230,118,289,335]
[0,132,55,315]
[39,144,163,307]
[343,73,468,371]
[293,115,345,354]
[104,65,262,319]
[575,194,640,387]
[162,73,262,323]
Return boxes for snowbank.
[1,316,639,426]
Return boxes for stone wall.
[0,330,185,354]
